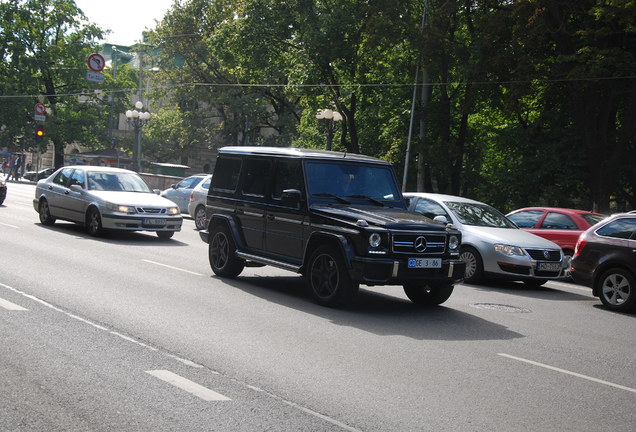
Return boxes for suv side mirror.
[281,189,303,206]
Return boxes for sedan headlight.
[494,244,525,256]
[167,207,180,215]
[107,203,137,214]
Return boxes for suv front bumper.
[350,257,466,286]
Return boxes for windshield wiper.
[347,195,384,206]
[313,193,350,204]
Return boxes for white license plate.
[408,258,442,269]
[144,218,166,226]
[537,262,561,272]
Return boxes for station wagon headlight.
[107,203,137,214]
[369,233,382,248]
[494,244,524,256]
[448,235,460,252]
[167,207,180,215]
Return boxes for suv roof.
[219,146,390,165]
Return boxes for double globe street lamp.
[125,101,151,172]
[316,109,343,151]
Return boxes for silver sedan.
[33,166,182,239]
[405,192,566,285]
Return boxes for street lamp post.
[316,109,343,151]
[125,101,151,172]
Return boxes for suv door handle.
[236,208,244,215]
[267,214,275,220]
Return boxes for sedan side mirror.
[433,215,449,224]
[70,185,84,193]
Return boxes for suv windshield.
[445,201,517,228]
[305,161,400,202]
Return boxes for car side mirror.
[154,189,161,195]
[171,184,177,189]
[70,185,84,193]
[433,215,449,224]
[281,189,303,206]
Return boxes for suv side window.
[212,157,241,192]
[596,217,636,239]
[52,168,73,187]
[272,160,303,200]
[242,158,271,197]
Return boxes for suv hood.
[311,204,448,231]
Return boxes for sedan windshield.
[445,201,517,228]
[87,172,153,193]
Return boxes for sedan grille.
[136,207,166,214]
[392,233,446,255]
[525,249,561,261]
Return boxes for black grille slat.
[392,233,446,255]
[525,249,561,261]
[136,207,165,214]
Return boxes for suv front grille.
[392,233,446,255]
[525,249,561,261]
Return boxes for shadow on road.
[217,274,524,342]
[466,279,592,301]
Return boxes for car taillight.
[574,239,586,255]
[189,192,194,201]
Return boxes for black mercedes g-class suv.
[200,147,465,307]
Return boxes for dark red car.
[571,213,636,312]
[506,207,606,257]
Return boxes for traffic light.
[35,124,45,142]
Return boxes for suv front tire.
[209,224,245,278]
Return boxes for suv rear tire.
[209,224,245,278]
[307,245,359,307]
[598,267,636,312]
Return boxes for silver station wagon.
[33,166,182,239]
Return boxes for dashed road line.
[146,370,231,401]
[0,222,19,229]
[142,259,203,276]
[0,296,28,311]
[498,353,636,394]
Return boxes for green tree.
[0,0,106,167]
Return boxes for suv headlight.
[107,203,137,214]
[369,233,382,248]
[494,244,524,256]
[448,235,460,252]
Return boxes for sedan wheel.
[86,207,104,237]
[598,268,636,312]
[194,205,207,230]
[459,246,483,283]
[38,199,56,226]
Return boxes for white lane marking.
[0,222,19,228]
[0,297,28,311]
[498,353,636,394]
[146,370,231,401]
[142,259,203,276]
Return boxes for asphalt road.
[1,179,634,431]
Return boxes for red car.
[506,207,607,257]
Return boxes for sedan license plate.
[144,218,166,227]
[537,262,561,272]
[408,258,442,269]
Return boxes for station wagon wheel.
[459,246,483,283]
[38,199,56,226]
[209,225,244,278]
[403,282,454,306]
[307,245,358,307]
[194,205,207,230]
[598,268,636,312]
[86,207,104,237]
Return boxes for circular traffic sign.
[87,53,106,72]
[35,103,46,115]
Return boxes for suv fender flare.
[304,231,356,269]
[208,214,246,249]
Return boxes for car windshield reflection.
[445,201,517,228]
[87,172,153,193]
